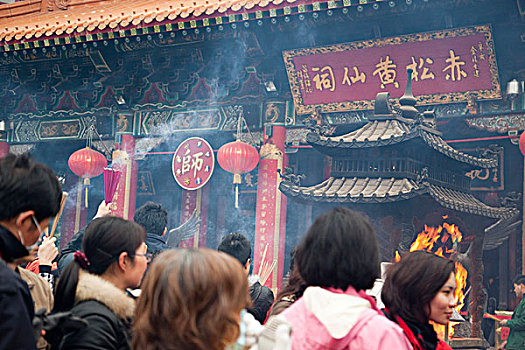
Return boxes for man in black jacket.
[0,153,62,350]
[133,201,169,257]
[218,233,274,324]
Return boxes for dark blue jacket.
[145,233,169,255]
[57,227,86,273]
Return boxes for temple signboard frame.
[283,25,501,114]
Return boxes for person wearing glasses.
[51,216,147,350]
[0,152,62,350]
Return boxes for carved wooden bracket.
[43,0,70,11]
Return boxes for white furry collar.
[76,270,135,319]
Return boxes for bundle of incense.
[258,243,269,276]
[261,260,277,286]
[49,192,68,238]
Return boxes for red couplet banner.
[253,158,285,290]
[179,186,209,248]
[283,25,501,114]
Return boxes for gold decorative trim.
[260,143,283,160]
[74,180,82,233]
[273,155,283,289]
[194,188,202,248]
[123,154,132,220]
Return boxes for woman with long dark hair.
[381,250,457,350]
[132,248,251,350]
[52,216,147,350]
[278,207,411,349]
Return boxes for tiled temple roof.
[307,119,498,168]
[0,0,356,45]
[483,213,521,251]
[279,177,517,219]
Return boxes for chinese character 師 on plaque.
[172,137,215,190]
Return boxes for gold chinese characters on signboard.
[283,25,500,114]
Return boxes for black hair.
[381,250,455,325]
[53,216,146,312]
[295,207,380,291]
[133,201,168,236]
[0,153,62,221]
[288,246,297,272]
[217,232,251,266]
[513,275,525,286]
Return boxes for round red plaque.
[172,137,215,190]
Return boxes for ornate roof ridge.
[307,75,497,168]
[279,176,517,219]
[427,184,517,219]
[279,176,426,204]
[307,121,497,168]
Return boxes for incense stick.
[485,314,502,321]
[258,243,269,276]
[49,192,68,238]
[261,260,277,285]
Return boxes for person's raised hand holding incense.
[94,200,112,219]
[38,236,58,266]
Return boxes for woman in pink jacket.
[279,207,412,349]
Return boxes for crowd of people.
[1,152,524,350]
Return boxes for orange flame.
[394,217,467,339]
[454,262,468,312]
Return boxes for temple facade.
[1,0,525,339]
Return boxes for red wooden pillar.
[112,135,138,220]
[0,141,9,158]
[60,176,88,249]
[254,125,288,292]
[323,156,332,180]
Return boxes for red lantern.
[217,140,259,208]
[68,147,107,207]
[519,131,525,156]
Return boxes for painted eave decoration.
[1,0,383,51]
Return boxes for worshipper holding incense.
[0,152,62,350]
[51,216,148,350]
[218,233,274,324]
[382,250,456,350]
[276,207,412,349]
[7,243,55,350]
